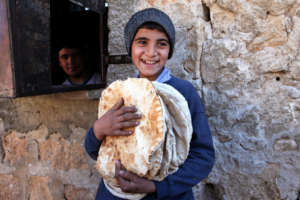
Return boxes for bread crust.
[95,78,193,200]
[96,78,164,183]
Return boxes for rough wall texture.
[1,0,300,200]
[0,94,101,200]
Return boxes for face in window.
[131,28,170,81]
[58,48,85,78]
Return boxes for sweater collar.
[135,67,171,83]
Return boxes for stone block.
[39,134,89,170]
[274,139,297,152]
[2,131,39,166]
[26,125,49,143]
[0,174,22,200]
[64,184,94,200]
[2,131,29,166]
[29,176,64,200]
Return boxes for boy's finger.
[115,160,129,180]
[118,106,138,115]
[117,113,141,122]
[116,159,126,171]
[115,161,131,181]
[111,98,124,111]
[119,121,140,129]
[115,161,136,192]
[118,169,135,181]
[117,176,133,192]
[115,160,121,175]
[113,129,133,136]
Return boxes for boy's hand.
[93,98,141,140]
[115,160,156,194]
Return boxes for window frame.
[0,0,109,98]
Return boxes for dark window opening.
[51,0,103,86]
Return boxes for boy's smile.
[131,28,170,81]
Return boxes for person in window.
[58,42,100,86]
[84,8,215,200]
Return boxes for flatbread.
[95,78,193,200]
[96,78,164,184]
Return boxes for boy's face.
[58,48,85,78]
[131,28,170,81]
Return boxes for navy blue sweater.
[85,76,215,200]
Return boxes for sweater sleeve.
[153,86,215,199]
[84,128,102,160]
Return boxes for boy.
[57,43,100,86]
[85,8,215,200]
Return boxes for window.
[0,0,124,98]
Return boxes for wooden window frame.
[0,0,114,98]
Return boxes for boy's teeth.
[145,60,156,64]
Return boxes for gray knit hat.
[124,8,175,59]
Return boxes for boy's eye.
[61,55,69,60]
[137,40,147,45]
[158,41,168,47]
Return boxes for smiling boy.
[130,25,170,81]
[57,43,101,86]
[85,8,215,200]
[58,47,86,83]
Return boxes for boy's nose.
[67,56,74,64]
[145,45,157,57]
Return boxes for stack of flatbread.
[96,78,193,200]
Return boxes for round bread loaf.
[96,78,164,182]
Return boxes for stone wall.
[0,0,300,199]
[0,94,101,200]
